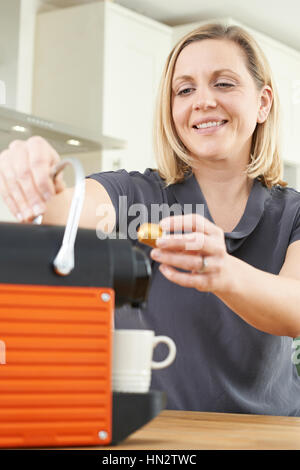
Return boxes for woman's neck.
[192,162,253,206]
[191,138,253,204]
[192,166,254,232]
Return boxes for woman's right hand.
[0,136,66,223]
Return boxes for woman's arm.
[0,136,116,231]
[42,178,116,231]
[214,248,300,338]
[150,213,300,338]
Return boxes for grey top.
[88,168,300,416]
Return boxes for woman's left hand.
[150,213,233,294]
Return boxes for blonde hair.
[153,22,286,188]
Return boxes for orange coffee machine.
[0,159,166,448]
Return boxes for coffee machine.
[0,159,166,448]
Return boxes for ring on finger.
[195,256,208,274]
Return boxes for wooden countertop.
[98,409,300,450]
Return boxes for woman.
[1,23,300,415]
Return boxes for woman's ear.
[257,85,273,123]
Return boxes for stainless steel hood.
[0,106,126,155]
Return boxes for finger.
[0,150,33,221]
[8,139,25,150]
[53,172,67,194]
[0,172,22,221]
[160,213,221,236]
[155,231,224,255]
[183,231,225,254]
[11,142,46,218]
[151,249,220,273]
[26,136,60,201]
[159,264,214,291]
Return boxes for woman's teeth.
[194,120,227,129]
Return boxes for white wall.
[0,0,21,220]
[0,0,21,109]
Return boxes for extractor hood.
[0,106,126,155]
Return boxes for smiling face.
[171,39,272,168]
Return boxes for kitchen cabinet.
[172,18,300,190]
[33,1,172,173]
[32,7,300,187]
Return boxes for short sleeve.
[86,168,167,234]
[289,206,300,245]
[87,170,135,229]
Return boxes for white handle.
[151,335,176,370]
[34,157,85,276]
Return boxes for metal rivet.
[98,430,108,440]
[101,293,111,302]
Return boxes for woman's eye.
[178,88,193,96]
[215,82,234,88]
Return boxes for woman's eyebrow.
[172,68,240,85]
[212,68,240,78]
[172,74,194,86]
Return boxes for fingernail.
[151,249,160,258]
[16,213,23,222]
[33,204,43,217]
[160,265,170,275]
[156,238,167,247]
[160,221,169,230]
[185,232,195,239]
[43,192,51,201]
[23,208,32,220]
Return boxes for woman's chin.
[191,150,227,162]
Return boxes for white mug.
[112,329,176,393]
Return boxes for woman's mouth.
[192,120,228,134]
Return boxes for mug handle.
[151,335,176,370]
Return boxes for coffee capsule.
[137,223,163,248]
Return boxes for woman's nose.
[192,88,217,110]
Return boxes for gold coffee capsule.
[137,223,163,248]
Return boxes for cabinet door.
[102,5,171,172]
[33,3,105,134]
